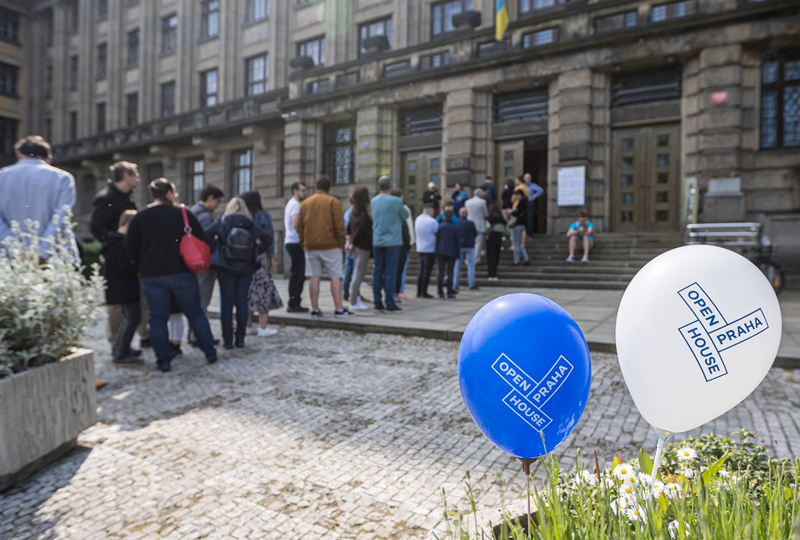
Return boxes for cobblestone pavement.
[2,316,800,540]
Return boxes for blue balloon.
[458,293,592,459]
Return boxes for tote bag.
[179,205,211,274]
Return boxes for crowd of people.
[0,134,595,374]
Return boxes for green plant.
[437,432,800,539]
[0,214,105,377]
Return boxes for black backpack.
[223,224,254,261]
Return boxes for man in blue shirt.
[371,176,409,313]
[454,208,478,291]
[435,209,460,300]
[524,172,544,241]
[436,201,459,226]
[452,182,469,214]
[566,211,594,263]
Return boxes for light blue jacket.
[0,158,77,258]
[371,194,409,248]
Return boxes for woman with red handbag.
[124,179,218,372]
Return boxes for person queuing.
[345,186,372,311]
[188,184,224,347]
[485,205,507,281]
[414,204,438,299]
[240,191,282,337]
[479,176,498,208]
[464,188,488,265]
[436,201,459,226]
[452,182,469,214]
[296,176,354,318]
[100,209,142,366]
[370,176,408,314]
[454,207,478,292]
[205,197,272,348]
[509,188,531,267]
[125,179,217,372]
[501,179,515,221]
[435,208,460,300]
[342,202,356,303]
[395,190,415,302]
[284,182,309,313]
[422,181,442,215]
[523,172,544,240]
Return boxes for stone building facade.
[6,0,800,273]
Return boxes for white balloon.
[616,245,782,434]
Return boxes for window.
[0,7,20,44]
[0,117,17,167]
[399,106,443,136]
[126,92,139,126]
[188,158,205,203]
[494,89,549,123]
[232,149,253,193]
[246,54,268,95]
[246,0,268,22]
[432,0,472,39]
[383,60,412,79]
[146,163,163,183]
[69,56,78,91]
[421,51,451,69]
[0,62,18,97]
[595,11,638,33]
[201,0,220,39]
[97,43,107,80]
[359,17,392,56]
[70,1,79,33]
[161,82,176,118]
[298,36,325,67]
[97,0,108,20]
[610,66,681,107]
[45,65,53,99]
[761,52,800,149]
[127,29,140,67]
[162,15,178,54]
[520,0,563,15]
[323,122,356,185]
[69,111,78,142]
[201,69,218,107]
[96,102,106,134]
[523,28,558,48]
[650,1,694,22]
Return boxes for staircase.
[381,233,684,291]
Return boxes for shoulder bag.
[179,205,211,274]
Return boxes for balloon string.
[649,429,672,497]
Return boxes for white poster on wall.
[557,166,586,206]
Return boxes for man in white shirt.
[414,204,438,298]
[465,189,488,264]
[284,182,308,312]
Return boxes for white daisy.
[577,469,597,485]
[664,483,682,499]
[622,472,638,485]
[613,463,634,480]
[676,447,697,461]
[610,496,633,515]
[652,480,665,496]
[626,505,645,522]
[637,472,652,485]
[620,484,636,498]
[718,470,730,477]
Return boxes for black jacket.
[205,213,271,274]
[422,189,442,210]
[435,221,460,259]
[457,219,478,249]
[91,183,137,242]
[101,232,139,305]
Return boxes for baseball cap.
[428,182,436,188]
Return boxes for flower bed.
[438,431,800,539]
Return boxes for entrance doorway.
[401,150,441,217]
[495,137,548,233]
[611,124,681,232]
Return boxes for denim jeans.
[217,270,254,346]
[342,251,356,298]
[372,245,400,308]
[454,247,476,289]
[140,273,217,370]
[512,224,528,264]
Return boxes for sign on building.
[557,165,586,206]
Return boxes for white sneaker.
[566,255,575,262]
[581,255,589,263]
[257,326,278,337]
[350,299,369,311]
[245,326,258,335]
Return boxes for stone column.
[355,105,395,190]
[443,89,490,189]
[283,119,321,191]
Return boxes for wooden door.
[495,140,524,204]
[611,124,681,232]
[401,150,441,217]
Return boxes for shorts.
[305,248,344,279]
[577,236,594,246]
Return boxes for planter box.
[0,349,96,491]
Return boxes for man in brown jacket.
[296,176,355,318]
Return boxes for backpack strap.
[181,204,192,233]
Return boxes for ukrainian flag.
[496,0,509,41]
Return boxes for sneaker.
[447,294,457,300]
[397,293,411,301]
[258,326,278,337]
[170,344,183,358]
[113,356,144,367]
[523,260,531,267]
[287,306,310,313]
[470,286,480,291]
[581,255,589,263]
[566,255,575,262]
[129,349,142,357]
[139,338,151,348]
[311,309,323,317]
[223,343,234,350]
[335,309,357,318]
[385,305,402,314]
[157,364,171,373]
[235,340,245,348]
[374,304,387,312]
[421,293,434,299]
[245,326,258,335]
[350,299,369,311]
[207,356,217,364]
